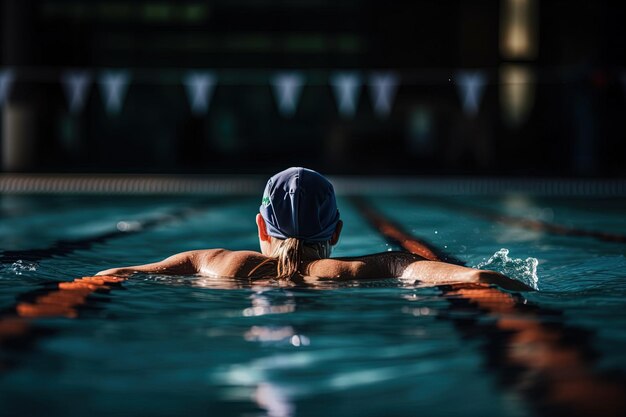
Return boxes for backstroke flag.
[183,71,216,115]
[98,70,131,115]
[330,72,361,118]
[0,69,15,106]
[271,72,305,117]
[368,72,399,118]
[61,70,92,114]
[456,70,487,117]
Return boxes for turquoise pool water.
[1,193,625,417]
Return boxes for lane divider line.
[0,198,224,264]
[349,195,626,417]
[349,196,465,265]
[0,199,225,368]
[424,197,626,244]
[0,276,126,369]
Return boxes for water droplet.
[10,260,38,275]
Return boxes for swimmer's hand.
[474,270,533,291]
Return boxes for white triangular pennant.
[0,69,15,106]
[61,70,92,114]
[271,72,305,117]
[330,72,361,118]
[456,71,487,116]
[368,72,399,118]
[183,71,216,115]
[98,70,131,115]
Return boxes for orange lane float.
[351,197,626,417]
[0,276,125,347]
[16,276,125,319]
[445,283,626,417]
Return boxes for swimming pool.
[1,191,625,417]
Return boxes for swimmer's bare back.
[96,249,531,291]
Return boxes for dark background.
[1,0,625,176]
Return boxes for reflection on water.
[1,269,625,417]
[442,283,626,417]
[2,194,626,416]
[244,290,297,317]
[244,291,303,417]
[255,382,295,417]
[245,326,295,343]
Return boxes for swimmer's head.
[256,167,342,259]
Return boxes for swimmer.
[97,167,530,291]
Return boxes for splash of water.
[9,260,39,275]
[475,248,539,290]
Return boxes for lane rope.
[424,196,626,244]
[0,275,125,368]
[349,195,626,417]
[0,198,227,264]
[349,196,465,265]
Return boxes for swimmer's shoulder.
[193,248,267,277]
[307,251,424,279]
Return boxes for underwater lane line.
[0,198,239,366]
[349,196,626,417]
[349,196,465,265]
[0,275,125,369]
[422,196,626,244]
[0,198,227,265]
[0,199,226,368]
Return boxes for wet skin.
[97,215,531,292]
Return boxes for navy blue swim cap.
[259,167,340,242]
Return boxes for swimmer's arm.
[400,260,532,291]
[96,250,217,277]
